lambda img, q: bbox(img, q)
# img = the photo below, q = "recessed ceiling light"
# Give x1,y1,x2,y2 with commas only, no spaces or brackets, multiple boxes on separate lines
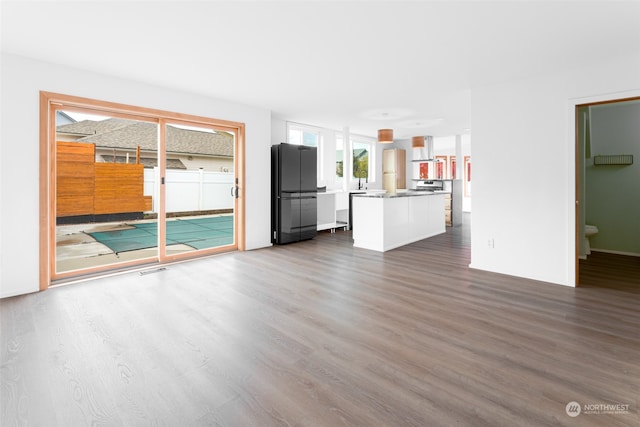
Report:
360,108,414,121
397,118,444,128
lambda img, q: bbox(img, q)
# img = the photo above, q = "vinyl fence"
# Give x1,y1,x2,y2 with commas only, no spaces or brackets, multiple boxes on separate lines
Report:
144,168,234,213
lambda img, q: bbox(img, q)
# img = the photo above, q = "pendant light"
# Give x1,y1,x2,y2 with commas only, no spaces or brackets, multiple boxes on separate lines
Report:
412,136,425,148
378,129,393,144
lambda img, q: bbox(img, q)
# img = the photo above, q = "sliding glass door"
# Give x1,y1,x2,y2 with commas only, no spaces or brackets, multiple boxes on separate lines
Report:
55,110,160,274
161,121,237,260
44,92,244,285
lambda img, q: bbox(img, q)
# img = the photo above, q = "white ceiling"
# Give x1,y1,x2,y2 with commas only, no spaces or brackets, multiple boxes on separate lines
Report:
2,1,639,138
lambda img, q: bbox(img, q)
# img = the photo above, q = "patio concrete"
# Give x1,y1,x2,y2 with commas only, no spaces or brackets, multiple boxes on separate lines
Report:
55,216,226,273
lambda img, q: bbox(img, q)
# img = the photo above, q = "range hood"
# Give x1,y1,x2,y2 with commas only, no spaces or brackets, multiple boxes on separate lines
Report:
412,136,435,160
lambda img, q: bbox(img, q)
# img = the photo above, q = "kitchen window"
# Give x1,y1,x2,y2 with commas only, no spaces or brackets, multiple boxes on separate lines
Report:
351,136,375,184
336,135,344,181
288,122,375,187
288,127,320,147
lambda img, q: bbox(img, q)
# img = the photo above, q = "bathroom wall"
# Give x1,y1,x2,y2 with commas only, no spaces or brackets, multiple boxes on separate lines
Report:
586,101,640,256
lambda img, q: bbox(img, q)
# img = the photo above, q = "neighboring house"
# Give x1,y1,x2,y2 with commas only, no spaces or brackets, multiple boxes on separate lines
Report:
56,118,234,172
55,110,76,125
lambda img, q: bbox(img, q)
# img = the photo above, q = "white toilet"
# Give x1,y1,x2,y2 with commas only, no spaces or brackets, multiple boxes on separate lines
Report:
584,224,599,256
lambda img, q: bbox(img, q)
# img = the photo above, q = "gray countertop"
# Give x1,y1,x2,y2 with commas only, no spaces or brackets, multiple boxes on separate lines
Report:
352,190,448,198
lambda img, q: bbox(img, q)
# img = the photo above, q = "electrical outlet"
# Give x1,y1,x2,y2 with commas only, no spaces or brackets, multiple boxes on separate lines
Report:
487,238,495,248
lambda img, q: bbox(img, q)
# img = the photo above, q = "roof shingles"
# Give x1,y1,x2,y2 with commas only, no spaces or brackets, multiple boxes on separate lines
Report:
57,119,233,157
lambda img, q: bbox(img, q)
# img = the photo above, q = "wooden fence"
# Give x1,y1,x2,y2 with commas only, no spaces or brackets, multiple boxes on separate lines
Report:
56,141,146,218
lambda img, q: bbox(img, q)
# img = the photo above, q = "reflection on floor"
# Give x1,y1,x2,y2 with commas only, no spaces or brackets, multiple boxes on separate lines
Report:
56,214,233,273
579,251,640,291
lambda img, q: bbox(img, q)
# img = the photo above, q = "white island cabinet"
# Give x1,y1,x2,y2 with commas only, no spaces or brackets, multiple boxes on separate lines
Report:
352,192,446,252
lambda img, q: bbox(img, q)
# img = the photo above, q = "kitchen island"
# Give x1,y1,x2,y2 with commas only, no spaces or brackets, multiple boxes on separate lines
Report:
351,191,446,252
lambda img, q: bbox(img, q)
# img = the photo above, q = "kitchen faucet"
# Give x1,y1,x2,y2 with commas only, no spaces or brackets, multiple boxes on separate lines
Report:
357,171,367,190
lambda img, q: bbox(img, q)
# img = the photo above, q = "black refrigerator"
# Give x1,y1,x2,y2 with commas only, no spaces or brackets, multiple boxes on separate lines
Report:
271,143,317,244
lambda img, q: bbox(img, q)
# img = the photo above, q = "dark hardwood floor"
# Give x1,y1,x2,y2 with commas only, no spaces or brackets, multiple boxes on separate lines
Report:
1,217,638,426
580,250,640,290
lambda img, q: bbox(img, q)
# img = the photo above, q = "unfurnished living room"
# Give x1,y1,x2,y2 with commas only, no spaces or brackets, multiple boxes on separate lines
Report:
1,1,639,426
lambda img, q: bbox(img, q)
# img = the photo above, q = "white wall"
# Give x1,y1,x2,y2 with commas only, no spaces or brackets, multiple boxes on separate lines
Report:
470,52,640,286
0,53,272,298
271,116,287,146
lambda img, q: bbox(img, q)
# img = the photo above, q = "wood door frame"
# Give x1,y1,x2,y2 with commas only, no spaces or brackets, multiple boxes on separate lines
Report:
39,91,246,290
573,94,640,287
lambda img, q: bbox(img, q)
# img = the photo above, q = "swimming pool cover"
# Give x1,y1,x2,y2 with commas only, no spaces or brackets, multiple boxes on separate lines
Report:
88,216,234,253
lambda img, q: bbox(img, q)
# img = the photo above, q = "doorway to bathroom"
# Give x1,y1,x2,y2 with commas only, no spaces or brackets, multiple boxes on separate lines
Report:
575,96,640,289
